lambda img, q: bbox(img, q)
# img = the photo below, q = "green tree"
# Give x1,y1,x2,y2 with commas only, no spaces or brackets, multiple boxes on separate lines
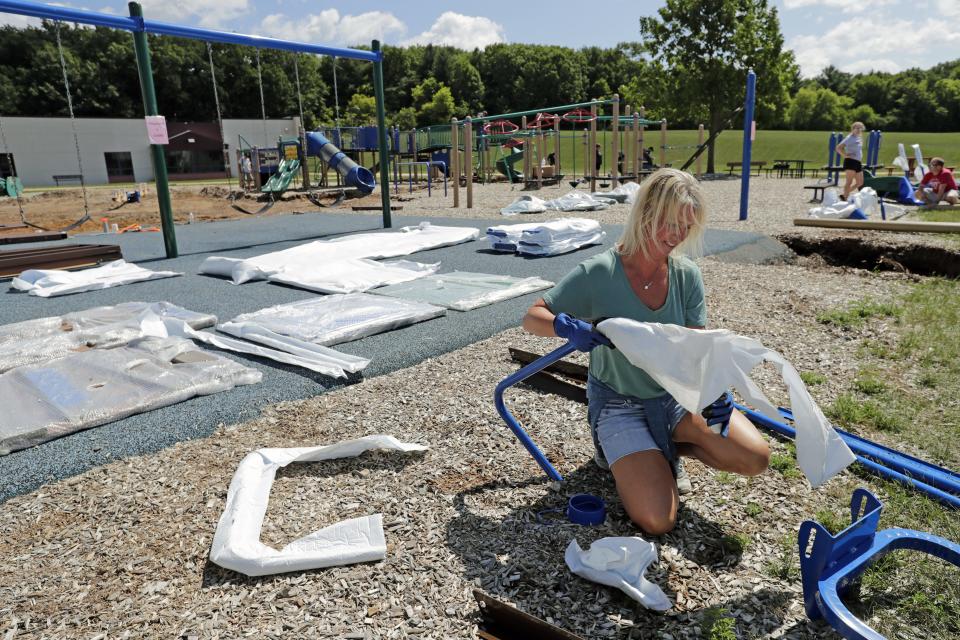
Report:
392,107,417,130
343,93,376,126
639,0,797,172
785,86,851,129
411,78,456,126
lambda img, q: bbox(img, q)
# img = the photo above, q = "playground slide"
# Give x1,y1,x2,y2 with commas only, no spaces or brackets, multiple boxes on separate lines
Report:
495,148,524,183
261,158,301,194
306,132,376,194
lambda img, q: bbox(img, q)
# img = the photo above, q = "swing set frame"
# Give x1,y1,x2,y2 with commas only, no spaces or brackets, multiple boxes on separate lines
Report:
0,0,394,259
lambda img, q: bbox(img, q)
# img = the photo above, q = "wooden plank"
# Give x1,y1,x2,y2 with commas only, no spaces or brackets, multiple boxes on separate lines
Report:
474,591,586,640
793,218,960,233
0,231,68,245
351,206,403,211
0,244,122,278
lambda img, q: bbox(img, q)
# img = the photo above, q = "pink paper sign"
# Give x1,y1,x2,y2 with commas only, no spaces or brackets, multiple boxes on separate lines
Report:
751,120,756,141
145,115,169,145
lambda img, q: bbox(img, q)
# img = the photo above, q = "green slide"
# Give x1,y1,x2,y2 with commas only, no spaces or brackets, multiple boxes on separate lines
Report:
495,148,524,183
261,158,301,194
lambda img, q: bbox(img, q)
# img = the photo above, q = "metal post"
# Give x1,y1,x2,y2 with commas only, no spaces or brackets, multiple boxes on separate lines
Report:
451,118,459,207
739,69,756,221
589,104,597,192
611,93,619,184
371,40,391,228
696,124,705,178
465,117,473,208
129,1,176,258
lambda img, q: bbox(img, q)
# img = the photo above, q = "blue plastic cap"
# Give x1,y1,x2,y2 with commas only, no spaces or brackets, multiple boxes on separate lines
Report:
567,493,606,526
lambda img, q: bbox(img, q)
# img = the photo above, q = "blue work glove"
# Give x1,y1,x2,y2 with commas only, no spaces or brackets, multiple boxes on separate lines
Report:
553,312,611,352
701,391,734,437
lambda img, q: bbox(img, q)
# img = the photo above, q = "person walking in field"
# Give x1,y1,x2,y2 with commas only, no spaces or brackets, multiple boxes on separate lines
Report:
836,122,865,200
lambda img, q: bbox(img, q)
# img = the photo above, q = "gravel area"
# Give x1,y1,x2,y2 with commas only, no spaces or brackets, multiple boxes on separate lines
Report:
385,177,959,250
0,251,926,639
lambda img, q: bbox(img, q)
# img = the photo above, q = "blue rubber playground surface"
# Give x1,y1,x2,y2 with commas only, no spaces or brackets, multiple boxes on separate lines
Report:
0,212,787,501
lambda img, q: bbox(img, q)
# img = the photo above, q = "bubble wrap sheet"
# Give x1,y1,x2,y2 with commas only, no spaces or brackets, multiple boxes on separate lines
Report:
0,336,261,454
371,272,553,311
0,302,217,374
219,293,445,347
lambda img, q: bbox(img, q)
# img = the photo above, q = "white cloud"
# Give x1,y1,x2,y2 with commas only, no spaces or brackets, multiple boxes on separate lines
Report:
402,12,506,49
783,0,895,13
789,16,960,77
935,0,960,18
259,10,406,47
138,0,249,28
0,12,41,27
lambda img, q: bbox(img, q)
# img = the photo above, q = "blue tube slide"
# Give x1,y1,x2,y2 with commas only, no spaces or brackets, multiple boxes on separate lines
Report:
306,131,376,194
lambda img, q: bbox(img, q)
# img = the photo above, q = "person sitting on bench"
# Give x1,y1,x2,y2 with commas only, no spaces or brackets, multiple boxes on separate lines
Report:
914,157,959,206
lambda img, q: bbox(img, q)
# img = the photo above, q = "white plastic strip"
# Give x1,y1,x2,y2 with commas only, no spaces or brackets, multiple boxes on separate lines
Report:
199,222,479,284
11,260,182,297
597,319,856,488
157,317,369,378
209,435,428,577
267,259,440,294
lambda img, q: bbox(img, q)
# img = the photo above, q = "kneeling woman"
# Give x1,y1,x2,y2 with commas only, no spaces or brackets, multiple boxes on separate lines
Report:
522,168,770,535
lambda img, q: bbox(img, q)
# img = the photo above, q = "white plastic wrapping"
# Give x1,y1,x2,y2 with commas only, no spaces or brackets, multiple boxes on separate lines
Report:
11,260,182,297
157,317,369,378
0,336,261,454
0,302,216,374
209,435,428,577
912,144,927,183
808,187,879,219
545,191,612,212
596,319,856,488
486,218,605,255
372,272,553,311
199,222,479,284
499,195,548,216
267,259,440,294
219,293,446,347
565,537,671,611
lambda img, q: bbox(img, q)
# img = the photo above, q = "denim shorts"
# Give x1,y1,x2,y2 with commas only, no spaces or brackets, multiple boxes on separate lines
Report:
589,393,688,467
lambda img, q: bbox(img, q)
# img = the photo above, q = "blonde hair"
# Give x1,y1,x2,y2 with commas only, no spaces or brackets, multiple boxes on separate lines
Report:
618,168,706,259
851,122,865,132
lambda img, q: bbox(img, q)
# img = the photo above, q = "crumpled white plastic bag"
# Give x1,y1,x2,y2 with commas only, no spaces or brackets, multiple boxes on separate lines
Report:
808,187,878,220
499,195,548,216
209,435,428,577
565,537,671,611
597,319,856,488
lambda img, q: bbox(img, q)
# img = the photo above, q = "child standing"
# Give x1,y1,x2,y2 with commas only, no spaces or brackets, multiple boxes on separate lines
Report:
836,122,865,200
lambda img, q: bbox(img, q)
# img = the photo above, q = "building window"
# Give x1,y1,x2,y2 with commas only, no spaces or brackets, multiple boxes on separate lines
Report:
104,151,134,184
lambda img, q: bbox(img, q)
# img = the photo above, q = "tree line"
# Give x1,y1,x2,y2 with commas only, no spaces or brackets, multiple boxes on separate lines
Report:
1,7,957,137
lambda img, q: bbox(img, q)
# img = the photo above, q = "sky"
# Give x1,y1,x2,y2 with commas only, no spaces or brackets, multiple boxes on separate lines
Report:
3,0,959,78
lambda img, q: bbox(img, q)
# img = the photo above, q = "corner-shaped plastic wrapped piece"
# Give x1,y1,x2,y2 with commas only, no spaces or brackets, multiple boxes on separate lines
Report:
10,260,182,297
209,435,428,577
486,218,604,255
372,272,553,311
0,336,261,454
219,293,446,347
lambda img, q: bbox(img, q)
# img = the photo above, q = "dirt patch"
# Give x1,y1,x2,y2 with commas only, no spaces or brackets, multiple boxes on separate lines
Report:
778,232,960,278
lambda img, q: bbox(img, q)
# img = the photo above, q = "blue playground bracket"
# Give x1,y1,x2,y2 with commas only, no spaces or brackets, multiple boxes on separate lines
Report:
494,341,579,482
799,488,960,640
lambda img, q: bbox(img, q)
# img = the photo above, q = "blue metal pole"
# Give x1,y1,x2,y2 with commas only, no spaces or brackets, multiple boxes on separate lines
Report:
738,70,756,221
0,0,380,61
494,341,579,482
737,403,960,509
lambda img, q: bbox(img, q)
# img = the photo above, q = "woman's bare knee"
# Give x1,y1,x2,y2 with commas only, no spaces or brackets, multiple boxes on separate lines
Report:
626,506,677,535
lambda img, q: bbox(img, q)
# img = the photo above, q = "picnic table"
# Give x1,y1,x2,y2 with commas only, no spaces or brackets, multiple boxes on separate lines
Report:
726,161,766,176
772,159,807,178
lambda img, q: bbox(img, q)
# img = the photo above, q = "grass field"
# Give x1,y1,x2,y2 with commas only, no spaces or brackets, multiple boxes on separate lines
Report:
479,129,960,179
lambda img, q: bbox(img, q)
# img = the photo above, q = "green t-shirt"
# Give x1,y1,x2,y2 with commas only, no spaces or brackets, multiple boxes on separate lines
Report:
542,248,707,399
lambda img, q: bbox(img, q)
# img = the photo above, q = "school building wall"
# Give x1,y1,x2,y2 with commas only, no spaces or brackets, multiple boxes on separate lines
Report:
0,117,297,187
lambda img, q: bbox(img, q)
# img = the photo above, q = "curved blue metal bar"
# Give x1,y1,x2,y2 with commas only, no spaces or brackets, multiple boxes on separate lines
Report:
0,0,381,61
799,488,960,640
494,341,579,482
736,403,960,509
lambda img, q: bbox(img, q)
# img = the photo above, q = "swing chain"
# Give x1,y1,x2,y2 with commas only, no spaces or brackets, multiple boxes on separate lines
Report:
55,22,90,218
255,48,267,147
206,42,229,178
